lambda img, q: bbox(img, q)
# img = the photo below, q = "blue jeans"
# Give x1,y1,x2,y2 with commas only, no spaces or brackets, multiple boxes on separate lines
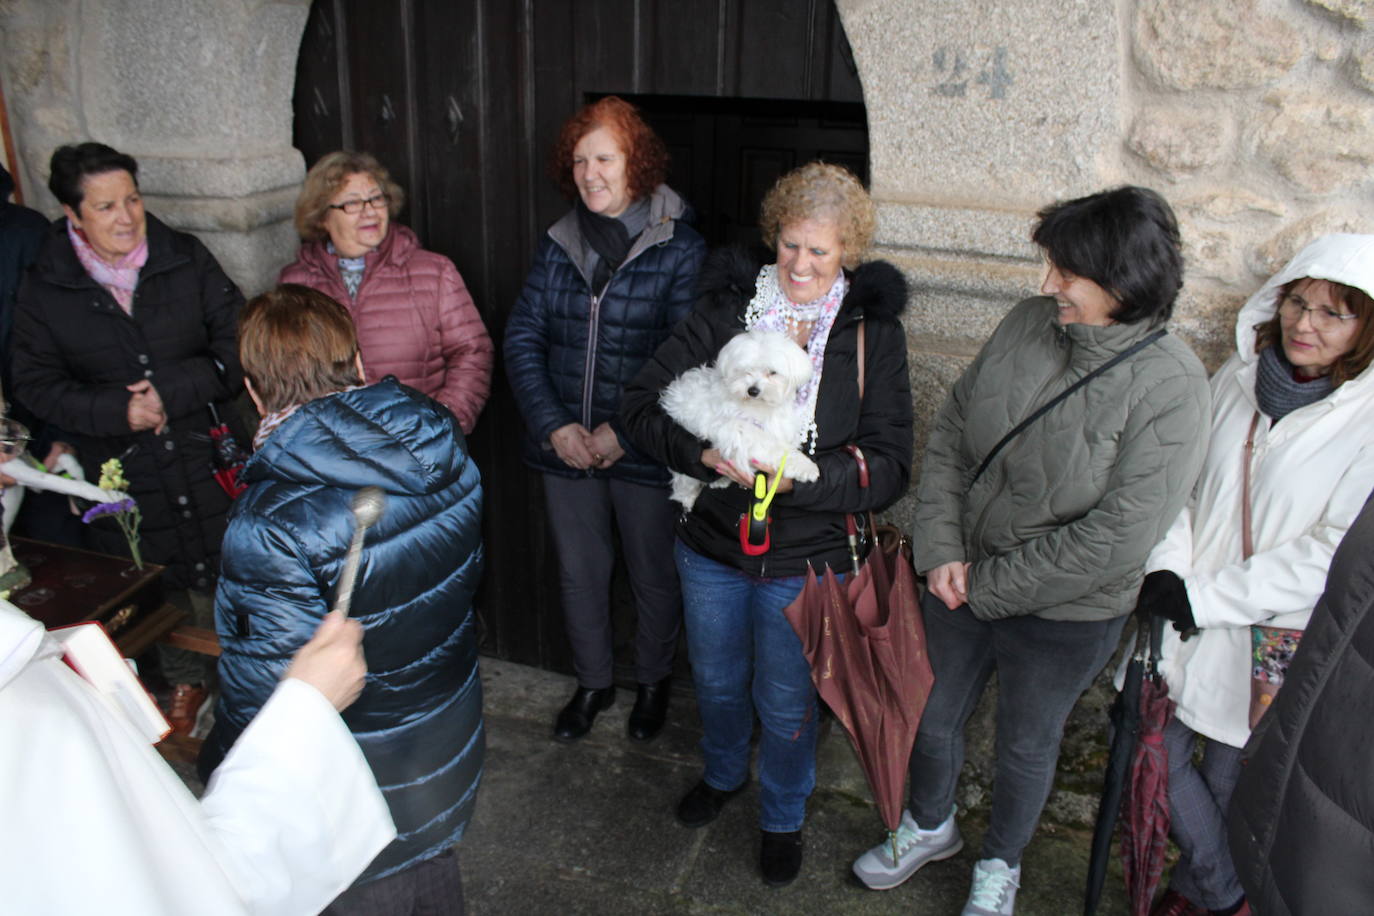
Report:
675,540,820,833
908,591,1127,864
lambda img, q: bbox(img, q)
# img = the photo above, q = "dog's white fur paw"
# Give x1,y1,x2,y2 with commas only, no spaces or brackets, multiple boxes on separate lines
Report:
785,452,820,482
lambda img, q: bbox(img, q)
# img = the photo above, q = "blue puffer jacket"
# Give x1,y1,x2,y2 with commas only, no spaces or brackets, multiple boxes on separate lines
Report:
504,184,706,485
199,378,485,885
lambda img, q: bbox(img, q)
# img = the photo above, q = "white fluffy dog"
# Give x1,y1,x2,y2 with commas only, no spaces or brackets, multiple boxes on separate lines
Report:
660,329,820,510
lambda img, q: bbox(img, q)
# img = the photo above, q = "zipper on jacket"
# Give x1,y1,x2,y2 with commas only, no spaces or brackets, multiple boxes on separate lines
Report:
966,334,1071,556
580,290,603,437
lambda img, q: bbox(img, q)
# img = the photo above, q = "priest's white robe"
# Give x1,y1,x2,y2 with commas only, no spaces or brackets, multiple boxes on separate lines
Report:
0,600,395,915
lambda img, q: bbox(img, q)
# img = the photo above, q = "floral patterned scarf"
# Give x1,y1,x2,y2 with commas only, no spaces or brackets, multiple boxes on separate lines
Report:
67,220,147,313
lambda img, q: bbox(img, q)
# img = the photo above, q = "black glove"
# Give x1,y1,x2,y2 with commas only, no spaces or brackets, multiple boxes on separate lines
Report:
1135,570,1197,635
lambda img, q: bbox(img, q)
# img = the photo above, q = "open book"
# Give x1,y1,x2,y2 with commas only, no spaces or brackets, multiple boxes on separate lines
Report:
52,622,171,743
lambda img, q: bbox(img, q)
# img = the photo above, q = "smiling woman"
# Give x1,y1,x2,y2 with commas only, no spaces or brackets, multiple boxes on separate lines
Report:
11,141,246,733
618,160,913,888
504,95,707,751
279,151,494,435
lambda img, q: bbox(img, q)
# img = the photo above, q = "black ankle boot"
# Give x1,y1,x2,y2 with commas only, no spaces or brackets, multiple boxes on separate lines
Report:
675,779,745,828
627,677,671,742
553,685,615,743
760,830,803,886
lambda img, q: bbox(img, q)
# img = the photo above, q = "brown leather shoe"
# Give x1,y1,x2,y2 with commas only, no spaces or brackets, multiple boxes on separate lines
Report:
166,683,208,736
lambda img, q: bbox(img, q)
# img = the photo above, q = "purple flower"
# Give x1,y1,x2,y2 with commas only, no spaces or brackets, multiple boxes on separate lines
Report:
82,499,137,524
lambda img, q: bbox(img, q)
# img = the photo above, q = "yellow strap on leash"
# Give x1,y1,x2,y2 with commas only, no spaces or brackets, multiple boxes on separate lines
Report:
749,452,789,521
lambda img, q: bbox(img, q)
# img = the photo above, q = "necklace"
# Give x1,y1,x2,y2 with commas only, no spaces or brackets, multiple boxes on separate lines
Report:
742,264,847,453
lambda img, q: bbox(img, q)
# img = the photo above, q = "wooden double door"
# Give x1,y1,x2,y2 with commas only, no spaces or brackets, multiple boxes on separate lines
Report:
292,0,868,678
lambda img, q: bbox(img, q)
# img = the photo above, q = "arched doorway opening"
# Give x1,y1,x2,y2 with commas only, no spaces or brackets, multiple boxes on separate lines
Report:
291,0,869,677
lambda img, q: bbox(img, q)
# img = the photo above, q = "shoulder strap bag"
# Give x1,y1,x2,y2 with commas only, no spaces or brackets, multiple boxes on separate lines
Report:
967,328,1167,490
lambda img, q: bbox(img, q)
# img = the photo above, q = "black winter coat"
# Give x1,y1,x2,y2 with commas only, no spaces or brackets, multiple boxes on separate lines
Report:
504,185,706,486
620,248,913,577
0,165,48,398
1227,488,1374,914
12,214,244,591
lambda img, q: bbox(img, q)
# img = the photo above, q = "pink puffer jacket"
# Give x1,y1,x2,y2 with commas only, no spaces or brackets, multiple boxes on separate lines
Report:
279,224,493,433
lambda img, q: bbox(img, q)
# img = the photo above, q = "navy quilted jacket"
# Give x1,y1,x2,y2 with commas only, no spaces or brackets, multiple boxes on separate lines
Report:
504,184,706,485
199,378,484,885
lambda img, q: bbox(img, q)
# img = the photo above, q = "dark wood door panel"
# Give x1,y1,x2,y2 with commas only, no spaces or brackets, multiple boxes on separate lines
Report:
292,0,867,675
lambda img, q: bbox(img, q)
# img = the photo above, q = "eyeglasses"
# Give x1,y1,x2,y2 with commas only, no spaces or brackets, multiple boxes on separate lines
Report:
1278,295,1359,332
327,193,388,215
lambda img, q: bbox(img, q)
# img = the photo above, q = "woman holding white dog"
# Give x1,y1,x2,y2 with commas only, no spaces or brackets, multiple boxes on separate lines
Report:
504,97,706,745
620,161,913,887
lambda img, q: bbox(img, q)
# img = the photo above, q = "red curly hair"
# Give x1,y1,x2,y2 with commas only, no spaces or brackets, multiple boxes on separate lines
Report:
550,96,669,202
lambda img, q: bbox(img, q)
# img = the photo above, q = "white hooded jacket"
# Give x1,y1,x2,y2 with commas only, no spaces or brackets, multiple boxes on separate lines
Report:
1147,233,1374,748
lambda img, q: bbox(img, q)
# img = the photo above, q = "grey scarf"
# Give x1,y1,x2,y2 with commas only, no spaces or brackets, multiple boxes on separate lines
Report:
1255,344,1333,421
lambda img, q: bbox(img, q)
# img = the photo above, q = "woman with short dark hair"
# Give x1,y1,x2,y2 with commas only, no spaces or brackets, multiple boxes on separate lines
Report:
850,186,1210,916
202,283,485,915
12,141,245,733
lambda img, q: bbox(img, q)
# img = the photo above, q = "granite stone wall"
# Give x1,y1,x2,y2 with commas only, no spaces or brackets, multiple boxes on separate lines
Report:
836,0,1374,826
840,0,1374,491
0,0,310,294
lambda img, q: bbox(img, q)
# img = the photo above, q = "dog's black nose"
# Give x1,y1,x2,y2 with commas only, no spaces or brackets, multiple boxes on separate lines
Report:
747,385,760,398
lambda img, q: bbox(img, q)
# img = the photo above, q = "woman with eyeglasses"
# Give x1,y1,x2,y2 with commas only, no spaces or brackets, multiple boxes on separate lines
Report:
1134,234,1374,916
280,152,493,434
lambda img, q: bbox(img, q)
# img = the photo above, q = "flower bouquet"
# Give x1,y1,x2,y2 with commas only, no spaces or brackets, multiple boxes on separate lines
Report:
82,458,143,570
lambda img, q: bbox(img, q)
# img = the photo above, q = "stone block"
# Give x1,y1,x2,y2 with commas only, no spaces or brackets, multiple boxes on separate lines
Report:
1173,288,1246,372
1306,0,1374,27
80,0,310,155
1135,0,1303,90
1126,106,1229,177
1349,35,1374,91
876,201,1037,261
839,0,1119,206
192,219,299,298
1177,189,1287,223
1250,209,1374,278
1254,90,1374,193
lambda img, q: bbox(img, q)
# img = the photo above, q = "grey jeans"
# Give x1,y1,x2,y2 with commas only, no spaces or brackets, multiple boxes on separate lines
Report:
907,591,1127,864
542,474,681,687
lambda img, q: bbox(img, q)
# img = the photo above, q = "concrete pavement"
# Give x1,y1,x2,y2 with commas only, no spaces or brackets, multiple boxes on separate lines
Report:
461,658,1132,915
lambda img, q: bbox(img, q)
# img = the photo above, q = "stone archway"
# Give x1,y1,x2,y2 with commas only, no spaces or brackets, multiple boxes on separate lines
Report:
0,0,312,295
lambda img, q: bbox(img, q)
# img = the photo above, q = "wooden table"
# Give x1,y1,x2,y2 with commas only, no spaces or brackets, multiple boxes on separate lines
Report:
9,537,183,656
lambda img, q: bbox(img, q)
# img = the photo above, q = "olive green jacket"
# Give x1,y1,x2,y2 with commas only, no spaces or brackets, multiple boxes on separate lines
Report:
913,296,1210,621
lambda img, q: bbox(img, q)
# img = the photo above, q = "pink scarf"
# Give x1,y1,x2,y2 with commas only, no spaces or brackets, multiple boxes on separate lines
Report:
67,220,147,314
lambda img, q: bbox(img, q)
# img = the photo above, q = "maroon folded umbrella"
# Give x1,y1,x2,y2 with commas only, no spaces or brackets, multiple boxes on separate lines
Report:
784,538,934,850
1120,616,1175,916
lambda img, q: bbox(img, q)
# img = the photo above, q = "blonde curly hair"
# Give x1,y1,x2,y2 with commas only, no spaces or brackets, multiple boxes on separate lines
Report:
758,161,875,269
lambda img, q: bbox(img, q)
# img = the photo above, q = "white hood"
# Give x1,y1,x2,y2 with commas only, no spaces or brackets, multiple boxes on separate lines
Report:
1234,233,1374,365
0,599,55,693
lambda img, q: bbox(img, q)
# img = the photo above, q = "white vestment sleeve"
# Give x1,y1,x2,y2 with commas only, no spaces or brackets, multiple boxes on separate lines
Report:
200,677,396,916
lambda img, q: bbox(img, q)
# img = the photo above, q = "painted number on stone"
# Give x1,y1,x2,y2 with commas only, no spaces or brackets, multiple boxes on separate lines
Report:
931,46,1012,100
